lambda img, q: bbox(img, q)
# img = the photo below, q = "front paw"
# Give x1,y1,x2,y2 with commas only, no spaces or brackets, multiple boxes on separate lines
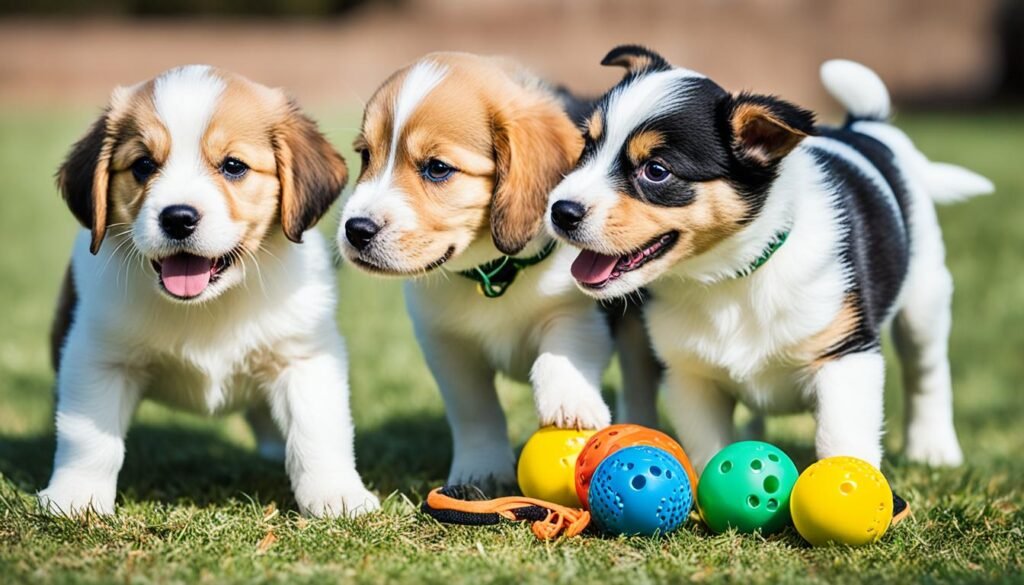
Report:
535,390,611,430
293,475,380,518
38,477,116,517
448,452,518,497
905,423,964,467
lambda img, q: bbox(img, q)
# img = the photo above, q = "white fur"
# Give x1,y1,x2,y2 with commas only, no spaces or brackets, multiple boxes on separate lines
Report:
820,59,891,121
40,70,377,518
133,67,245,265
406,240,615,488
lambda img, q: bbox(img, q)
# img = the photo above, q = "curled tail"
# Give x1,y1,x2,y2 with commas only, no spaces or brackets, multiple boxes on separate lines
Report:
821,59,994,203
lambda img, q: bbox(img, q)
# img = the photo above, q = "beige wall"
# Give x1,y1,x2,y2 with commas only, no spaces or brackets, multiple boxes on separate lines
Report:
0,0,1000,114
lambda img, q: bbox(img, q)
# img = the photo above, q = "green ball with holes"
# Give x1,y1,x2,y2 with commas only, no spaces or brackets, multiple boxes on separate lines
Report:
697,441,799,534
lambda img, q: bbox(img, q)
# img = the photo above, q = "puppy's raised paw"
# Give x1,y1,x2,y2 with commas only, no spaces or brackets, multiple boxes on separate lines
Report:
293,477,380,518
536,391,612,431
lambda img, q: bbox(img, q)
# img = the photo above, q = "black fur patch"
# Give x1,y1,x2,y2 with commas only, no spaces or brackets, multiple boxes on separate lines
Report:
578,71,815,224
601,45,672,77
808,136,911,359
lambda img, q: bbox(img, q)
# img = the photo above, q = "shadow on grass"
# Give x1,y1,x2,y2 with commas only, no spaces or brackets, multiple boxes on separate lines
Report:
0,410,456,509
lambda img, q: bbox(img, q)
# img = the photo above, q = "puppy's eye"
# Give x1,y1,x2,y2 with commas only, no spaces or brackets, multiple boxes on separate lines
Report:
639,160,671,184
422,159,456,183
359,149,370,169
220,157,249,180
131,156,158,183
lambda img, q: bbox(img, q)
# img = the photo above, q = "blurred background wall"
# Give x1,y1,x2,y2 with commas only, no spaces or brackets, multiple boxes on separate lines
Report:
0,0,1020,115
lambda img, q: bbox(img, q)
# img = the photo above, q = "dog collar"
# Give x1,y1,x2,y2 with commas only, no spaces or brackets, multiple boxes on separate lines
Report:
457,240,557,298
735,230,789,278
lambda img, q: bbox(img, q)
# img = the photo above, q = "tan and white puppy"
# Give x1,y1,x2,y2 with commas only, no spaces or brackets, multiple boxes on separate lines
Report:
42,65,378,517
338,53,658,489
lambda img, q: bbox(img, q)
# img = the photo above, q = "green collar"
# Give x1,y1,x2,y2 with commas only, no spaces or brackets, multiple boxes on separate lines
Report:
735,230,789,278
457,240,557,298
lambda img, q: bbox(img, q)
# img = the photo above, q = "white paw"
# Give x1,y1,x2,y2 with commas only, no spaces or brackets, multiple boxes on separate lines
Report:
905,423,964,466
448,450,517,495
293,476,380,518
38,476,116,517
535,389,612,430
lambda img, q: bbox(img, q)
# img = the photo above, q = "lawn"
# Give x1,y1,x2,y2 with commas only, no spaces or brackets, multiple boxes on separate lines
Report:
0,108,1022,584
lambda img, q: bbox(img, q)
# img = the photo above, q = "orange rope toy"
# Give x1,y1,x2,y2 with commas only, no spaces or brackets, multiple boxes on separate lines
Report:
422,486,591,540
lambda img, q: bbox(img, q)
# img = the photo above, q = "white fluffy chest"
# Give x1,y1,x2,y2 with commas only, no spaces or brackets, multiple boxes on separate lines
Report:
71,230,335,415
407,247,590,379
647,243,847,412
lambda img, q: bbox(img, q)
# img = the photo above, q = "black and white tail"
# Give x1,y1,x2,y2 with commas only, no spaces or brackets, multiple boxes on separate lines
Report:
820,59,994,204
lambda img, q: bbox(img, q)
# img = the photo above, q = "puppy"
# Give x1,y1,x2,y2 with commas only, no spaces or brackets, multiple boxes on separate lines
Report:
547,46,993,472
42,65,378,517
338,52,661,489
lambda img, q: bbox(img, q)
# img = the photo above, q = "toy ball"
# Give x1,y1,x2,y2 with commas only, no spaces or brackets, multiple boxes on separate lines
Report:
697,441,799,534
575,424,698,508
517,426,595,507
790,456,893,546
588,445,693,536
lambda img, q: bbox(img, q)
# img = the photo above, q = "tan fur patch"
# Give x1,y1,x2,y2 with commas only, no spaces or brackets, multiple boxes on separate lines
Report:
203,75,287,250
731,101,807,164
626,130,665,164
587,110,603,142
598,179,749,260
605,53,653,74
796,294,864,369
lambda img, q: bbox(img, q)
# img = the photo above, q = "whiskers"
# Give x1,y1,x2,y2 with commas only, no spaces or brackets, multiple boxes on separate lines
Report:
97,226,145,296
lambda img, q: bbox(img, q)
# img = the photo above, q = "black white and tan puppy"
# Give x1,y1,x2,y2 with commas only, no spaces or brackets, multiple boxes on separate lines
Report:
546,46,993,472
42,65,378,517
338,52,662,489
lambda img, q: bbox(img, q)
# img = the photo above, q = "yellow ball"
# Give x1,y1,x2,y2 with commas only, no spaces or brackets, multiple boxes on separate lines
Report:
790,456,893,546
517,426,595,507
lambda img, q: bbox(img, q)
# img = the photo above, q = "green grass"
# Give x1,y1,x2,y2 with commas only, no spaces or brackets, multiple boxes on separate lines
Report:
1,108,1022,584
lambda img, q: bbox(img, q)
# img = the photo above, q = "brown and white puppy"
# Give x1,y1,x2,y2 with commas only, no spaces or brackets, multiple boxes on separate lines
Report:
41,65,378,517
338,53,661,489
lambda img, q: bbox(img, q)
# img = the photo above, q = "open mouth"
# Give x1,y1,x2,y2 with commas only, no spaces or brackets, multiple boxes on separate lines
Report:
151,252,233,300
570,232,678,289
354,246,455,276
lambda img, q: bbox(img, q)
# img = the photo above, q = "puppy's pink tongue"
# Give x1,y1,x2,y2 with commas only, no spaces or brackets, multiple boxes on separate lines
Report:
571,250,619,285
160,253,213,298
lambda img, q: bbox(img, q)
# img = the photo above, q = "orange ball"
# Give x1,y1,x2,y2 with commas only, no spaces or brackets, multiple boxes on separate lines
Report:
574,424,698,508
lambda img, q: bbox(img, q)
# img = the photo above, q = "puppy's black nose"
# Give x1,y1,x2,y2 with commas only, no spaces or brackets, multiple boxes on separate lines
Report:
159,205,200,240
345,217,381,251
550,200,587,232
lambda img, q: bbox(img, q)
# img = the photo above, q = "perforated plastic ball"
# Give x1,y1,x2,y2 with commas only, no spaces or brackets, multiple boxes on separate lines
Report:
697,441,799,534
575,424,698,509
517,426,595,507
790,456,893,546
588,445,693,536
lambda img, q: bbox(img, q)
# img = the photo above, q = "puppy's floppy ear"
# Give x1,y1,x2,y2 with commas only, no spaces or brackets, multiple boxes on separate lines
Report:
728,93,816,165
601,45,672,77
273,101,348,243
57,109,115,254
491,96,584,255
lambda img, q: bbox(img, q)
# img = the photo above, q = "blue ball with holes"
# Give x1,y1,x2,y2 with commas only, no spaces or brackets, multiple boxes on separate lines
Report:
587,445,693,536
